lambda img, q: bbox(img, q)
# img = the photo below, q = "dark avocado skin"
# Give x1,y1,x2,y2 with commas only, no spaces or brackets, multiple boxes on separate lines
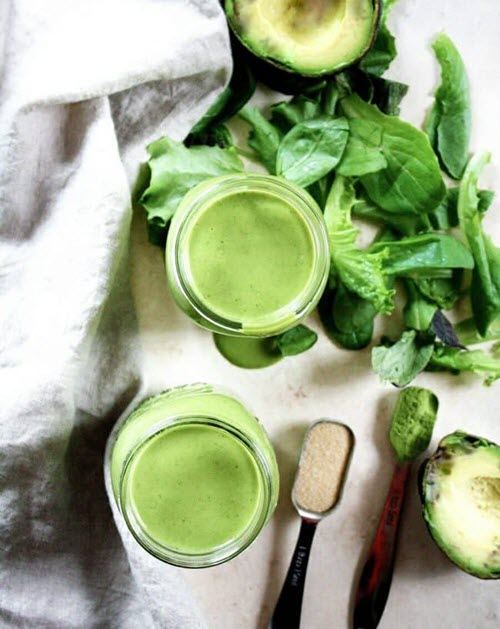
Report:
417,457,428,505
223,0,382,93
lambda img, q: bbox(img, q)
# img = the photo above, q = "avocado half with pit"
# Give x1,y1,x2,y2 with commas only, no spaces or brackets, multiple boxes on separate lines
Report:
420,431,500,579
224,0,381,78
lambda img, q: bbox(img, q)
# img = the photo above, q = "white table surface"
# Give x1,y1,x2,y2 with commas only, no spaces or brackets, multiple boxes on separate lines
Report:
130,1,500,627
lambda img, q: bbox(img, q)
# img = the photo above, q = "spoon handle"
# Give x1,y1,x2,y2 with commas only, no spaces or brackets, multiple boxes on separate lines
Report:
353,462,411,629
269,518,318,629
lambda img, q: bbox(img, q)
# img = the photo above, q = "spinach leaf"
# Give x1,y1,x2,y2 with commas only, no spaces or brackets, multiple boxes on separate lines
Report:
336,68,375,102
270,82,340,135
340,94,445,215
273,324,318,356
478,190,496,214
428,345,500,385
141,137,244,245
337,119,388,176
371,233,474,277
269,96,323,133
458,153,500,336
403,280,437,331
185,124,233,149
425,34,471,180
372,330,434,386
359,26,396,78
319,284,376,350
430,187,494,230
238,106,282,174
359,0,398,77
187,58,255,144
324,175,394,313
307,172,335,209
414,276,462,310
352,195,427,236
276,117,349,188
318,82,340,116
455,317,500,345
370,77,409,116
337,67,408,116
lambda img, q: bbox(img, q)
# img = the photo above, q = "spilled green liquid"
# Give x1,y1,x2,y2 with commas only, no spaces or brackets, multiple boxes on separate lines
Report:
186,190,315,322
214,334,282,369
128,424,262,553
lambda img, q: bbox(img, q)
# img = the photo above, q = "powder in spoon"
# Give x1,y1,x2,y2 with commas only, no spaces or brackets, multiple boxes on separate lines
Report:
292,421,354,515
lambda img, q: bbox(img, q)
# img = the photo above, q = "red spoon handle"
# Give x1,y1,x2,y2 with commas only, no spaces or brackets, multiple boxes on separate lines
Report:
353,462,411,629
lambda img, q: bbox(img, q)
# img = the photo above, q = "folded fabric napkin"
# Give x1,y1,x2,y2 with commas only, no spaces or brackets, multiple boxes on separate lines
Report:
0,1,231,626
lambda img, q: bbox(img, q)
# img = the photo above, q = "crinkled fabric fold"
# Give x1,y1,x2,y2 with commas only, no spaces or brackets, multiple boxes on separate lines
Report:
0,1,231,627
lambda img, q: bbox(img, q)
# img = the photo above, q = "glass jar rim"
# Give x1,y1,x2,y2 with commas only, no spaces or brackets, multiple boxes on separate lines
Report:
119,414,275,568
168,174,330,336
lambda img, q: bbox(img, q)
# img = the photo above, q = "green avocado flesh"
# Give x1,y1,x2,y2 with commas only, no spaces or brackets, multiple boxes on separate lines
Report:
225,0,378,77
389,387,438,462
421,432,500,579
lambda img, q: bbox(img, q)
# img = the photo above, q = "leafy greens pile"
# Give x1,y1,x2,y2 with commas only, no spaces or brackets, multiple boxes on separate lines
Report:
140,3,500,386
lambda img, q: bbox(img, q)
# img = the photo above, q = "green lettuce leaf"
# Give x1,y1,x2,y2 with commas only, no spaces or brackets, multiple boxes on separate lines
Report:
428,345,500,386
140,137,243,245
324,175,394,314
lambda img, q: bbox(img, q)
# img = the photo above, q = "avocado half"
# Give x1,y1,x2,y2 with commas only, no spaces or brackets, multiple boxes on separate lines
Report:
224,0,381,79
420,431,500,579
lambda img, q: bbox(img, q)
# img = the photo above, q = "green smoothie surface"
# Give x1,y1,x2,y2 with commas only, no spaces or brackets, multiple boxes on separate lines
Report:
109,385,279,562
128,423,263,553
185,190,316,322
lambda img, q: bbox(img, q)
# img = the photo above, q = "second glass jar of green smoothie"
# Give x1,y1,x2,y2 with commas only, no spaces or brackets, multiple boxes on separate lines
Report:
107,384,279,568
165,174,330,337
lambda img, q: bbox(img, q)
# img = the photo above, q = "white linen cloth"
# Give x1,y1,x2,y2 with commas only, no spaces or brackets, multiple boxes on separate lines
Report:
0,1,231,626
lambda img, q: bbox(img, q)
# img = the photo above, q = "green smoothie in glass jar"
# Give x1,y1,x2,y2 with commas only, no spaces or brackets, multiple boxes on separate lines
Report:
108,384,279,567
166,174,329,337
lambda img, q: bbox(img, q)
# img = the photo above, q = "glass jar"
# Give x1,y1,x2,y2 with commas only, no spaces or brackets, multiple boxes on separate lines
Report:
165,174,330,337
107,384,279,568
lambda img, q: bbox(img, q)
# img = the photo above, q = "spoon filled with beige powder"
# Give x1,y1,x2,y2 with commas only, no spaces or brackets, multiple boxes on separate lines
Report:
269,420,354,629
